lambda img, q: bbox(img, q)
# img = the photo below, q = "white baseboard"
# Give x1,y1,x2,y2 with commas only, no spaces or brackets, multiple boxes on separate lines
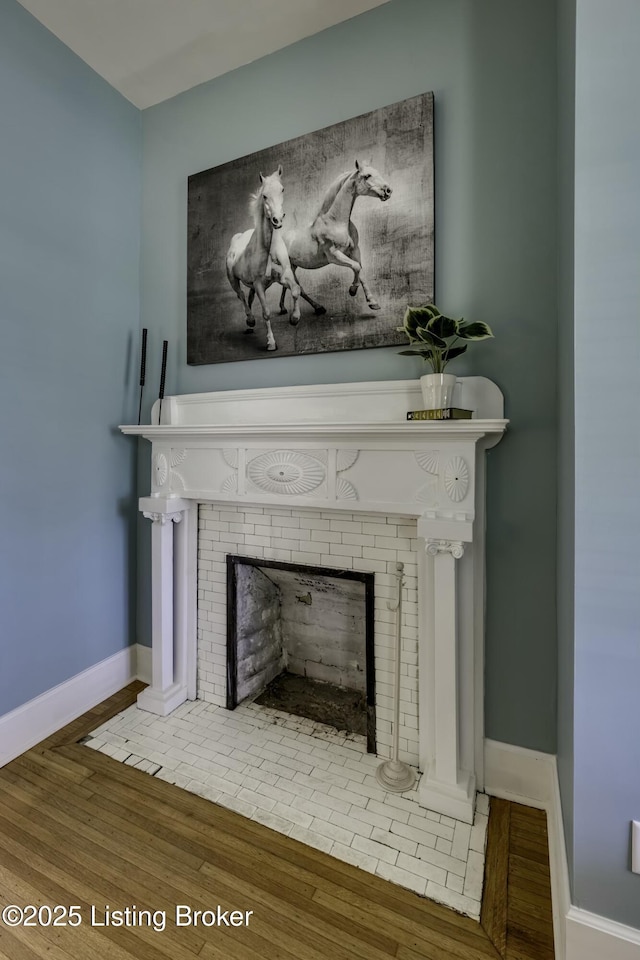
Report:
566,908,640,960
484,738,556,807
485,739,640,960
0,647,137,767
136,643,152,684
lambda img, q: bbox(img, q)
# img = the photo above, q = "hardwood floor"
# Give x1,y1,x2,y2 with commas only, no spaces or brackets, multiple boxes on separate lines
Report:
480,798,555,960
0,685,554,960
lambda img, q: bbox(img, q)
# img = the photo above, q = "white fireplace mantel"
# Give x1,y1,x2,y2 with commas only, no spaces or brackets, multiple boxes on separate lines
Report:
121,377,507,823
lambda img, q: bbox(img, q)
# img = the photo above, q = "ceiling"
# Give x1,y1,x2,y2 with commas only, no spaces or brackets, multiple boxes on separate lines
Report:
17,0,391,109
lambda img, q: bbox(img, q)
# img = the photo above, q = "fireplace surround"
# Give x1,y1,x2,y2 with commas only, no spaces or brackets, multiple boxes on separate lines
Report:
121,377,507,823
198,502,420,765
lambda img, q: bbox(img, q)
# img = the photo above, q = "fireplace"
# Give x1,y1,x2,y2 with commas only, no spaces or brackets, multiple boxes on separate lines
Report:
196,502,420,765
123,377,507,823
226,554,376,749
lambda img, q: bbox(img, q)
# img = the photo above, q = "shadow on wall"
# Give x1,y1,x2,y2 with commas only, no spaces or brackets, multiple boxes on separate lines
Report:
469,0,558,752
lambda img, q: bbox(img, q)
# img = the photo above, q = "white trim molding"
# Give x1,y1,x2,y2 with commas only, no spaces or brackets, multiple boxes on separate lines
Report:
484,738,556,806
485,739,640,960
136,643,152,684
0,647,138,767
566,908,640,960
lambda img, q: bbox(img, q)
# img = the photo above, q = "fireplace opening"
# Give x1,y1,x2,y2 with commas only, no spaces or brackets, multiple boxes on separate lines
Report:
254,673,366,737
226,555,376,751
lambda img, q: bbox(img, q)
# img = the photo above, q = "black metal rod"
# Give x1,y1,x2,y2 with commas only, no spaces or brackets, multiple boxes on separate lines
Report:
158,339,168,426
137,327,148,425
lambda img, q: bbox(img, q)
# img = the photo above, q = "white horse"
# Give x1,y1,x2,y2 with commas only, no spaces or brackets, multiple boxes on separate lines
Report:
272,159,392,316
226,166,300,351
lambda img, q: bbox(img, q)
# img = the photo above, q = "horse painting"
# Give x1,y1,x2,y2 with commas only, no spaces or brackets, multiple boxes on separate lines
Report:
187,91,434,365
272,159,392,316
225,166,300,351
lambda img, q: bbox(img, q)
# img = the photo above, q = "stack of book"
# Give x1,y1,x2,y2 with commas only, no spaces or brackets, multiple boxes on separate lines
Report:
406,408,473,421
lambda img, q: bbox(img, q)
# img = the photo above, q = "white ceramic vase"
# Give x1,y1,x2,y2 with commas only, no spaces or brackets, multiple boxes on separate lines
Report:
420,373,458,410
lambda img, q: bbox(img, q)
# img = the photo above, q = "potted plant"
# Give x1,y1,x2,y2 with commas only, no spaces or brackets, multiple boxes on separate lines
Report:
398,304,494,410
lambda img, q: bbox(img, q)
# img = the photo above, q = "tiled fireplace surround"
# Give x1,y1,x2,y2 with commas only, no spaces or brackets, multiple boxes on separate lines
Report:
197,503,420,763
117,378,506,912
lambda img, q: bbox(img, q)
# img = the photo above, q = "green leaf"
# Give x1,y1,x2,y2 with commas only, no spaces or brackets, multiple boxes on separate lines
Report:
442,345,468,362
403,304,440,337
402,307,421,338
416,326,446,349
397,349,431,357
457,321,494,341
427,313,458,339
414,304,441,321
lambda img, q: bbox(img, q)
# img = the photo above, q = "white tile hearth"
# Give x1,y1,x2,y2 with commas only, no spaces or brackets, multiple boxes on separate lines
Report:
84,698,489,918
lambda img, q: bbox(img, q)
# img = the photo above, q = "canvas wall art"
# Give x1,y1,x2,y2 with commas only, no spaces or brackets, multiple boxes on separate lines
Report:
187,92,434,365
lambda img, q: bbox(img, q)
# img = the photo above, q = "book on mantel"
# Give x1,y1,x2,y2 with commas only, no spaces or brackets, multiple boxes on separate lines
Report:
406,408,473,421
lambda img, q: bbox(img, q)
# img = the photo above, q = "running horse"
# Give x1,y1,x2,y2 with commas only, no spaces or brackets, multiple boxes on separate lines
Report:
226,165,300,351
273,159,392,316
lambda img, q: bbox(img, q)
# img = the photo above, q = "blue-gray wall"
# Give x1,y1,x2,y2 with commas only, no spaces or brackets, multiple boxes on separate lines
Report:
557,0,576,890
571,0,640,927
139,0,559,753
0,1,141,714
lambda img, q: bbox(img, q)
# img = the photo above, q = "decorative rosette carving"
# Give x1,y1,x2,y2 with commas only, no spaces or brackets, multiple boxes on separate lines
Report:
335,449,359,500
170,449,187,467
444,456,469,502
220,449,239,494
415,451,439,475
153,453,168,488
171,471,185,493
336,478,358,500
222,449,239,468
336,450,359,472
414,450,439,505
247,450,325,496
415,480,438,505
169,449,187,492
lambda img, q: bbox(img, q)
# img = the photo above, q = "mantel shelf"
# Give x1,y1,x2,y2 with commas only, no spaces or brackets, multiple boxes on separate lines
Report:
120,419,508,443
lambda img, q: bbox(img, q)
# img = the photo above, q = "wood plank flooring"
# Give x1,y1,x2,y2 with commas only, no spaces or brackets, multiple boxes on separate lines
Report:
480,798,555,960
0,684,554,960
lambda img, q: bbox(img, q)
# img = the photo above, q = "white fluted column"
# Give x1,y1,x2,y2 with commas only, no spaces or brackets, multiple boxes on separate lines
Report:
174,501,198,700
137,496,190,716
418,536,476,823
